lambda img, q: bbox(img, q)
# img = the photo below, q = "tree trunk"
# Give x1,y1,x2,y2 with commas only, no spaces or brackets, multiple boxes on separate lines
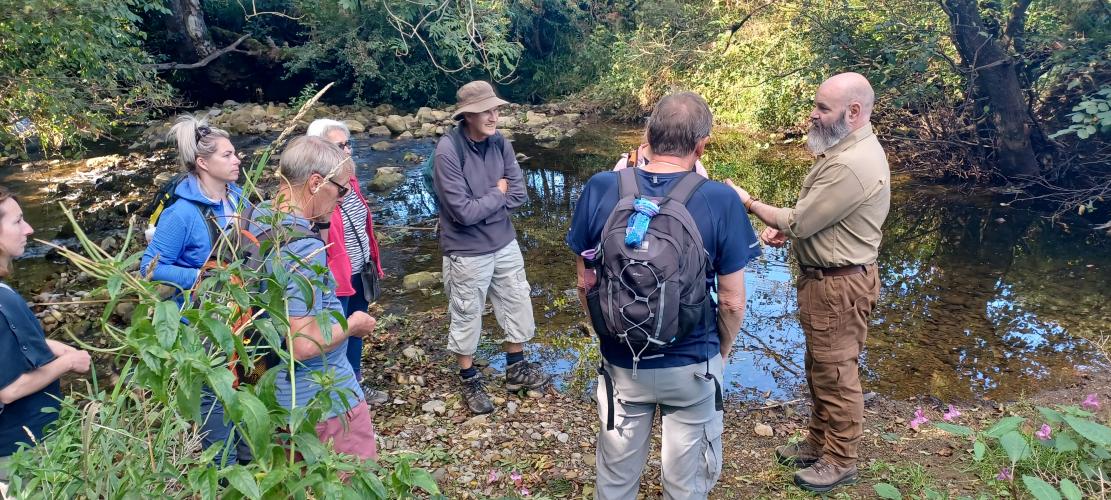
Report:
167,0,216,60
942,0,1040,178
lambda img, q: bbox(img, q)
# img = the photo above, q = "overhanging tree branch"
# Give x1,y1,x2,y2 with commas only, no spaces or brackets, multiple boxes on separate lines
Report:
146,34,251,71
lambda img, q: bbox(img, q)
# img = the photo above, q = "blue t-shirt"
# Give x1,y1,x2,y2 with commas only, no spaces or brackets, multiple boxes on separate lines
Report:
0,282,62,456
566,169,761,369
247,206,365,418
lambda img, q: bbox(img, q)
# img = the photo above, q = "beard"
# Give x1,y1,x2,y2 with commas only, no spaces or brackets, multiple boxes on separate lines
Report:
806,111,852,155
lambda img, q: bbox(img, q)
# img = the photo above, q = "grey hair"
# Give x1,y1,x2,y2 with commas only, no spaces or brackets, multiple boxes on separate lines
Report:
645,92,713,157
306,119,350,139
166,114,230,172
279,135,352,185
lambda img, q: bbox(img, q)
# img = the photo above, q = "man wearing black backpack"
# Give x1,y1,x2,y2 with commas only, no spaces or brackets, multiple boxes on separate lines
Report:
433,81,549,415
567,92,761,499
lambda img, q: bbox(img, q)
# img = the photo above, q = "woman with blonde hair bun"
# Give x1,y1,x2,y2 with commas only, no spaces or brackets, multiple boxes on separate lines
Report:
139,114,249,466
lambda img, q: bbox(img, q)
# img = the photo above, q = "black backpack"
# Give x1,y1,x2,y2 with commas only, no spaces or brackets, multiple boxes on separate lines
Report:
585,168,713,361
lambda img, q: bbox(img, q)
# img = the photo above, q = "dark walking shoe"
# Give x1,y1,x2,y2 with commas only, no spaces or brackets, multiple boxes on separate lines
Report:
365,388,389,407
775,441,822,468
461,373,495,415
793,458,858,493
505,361,551,392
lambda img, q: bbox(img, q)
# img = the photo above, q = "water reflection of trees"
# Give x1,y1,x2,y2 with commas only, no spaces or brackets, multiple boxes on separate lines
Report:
865,184,1106,400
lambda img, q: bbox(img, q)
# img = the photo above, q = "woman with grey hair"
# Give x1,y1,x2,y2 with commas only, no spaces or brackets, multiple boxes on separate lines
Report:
306,119,387,406
245,135,380,460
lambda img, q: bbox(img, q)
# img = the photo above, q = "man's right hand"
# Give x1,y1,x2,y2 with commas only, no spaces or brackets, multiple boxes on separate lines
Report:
66,350,92,374
496,178,509,194
348,311,378,338
760,226,788,248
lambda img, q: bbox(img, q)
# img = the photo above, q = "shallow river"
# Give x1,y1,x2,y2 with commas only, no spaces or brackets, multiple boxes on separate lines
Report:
4,124,1110,403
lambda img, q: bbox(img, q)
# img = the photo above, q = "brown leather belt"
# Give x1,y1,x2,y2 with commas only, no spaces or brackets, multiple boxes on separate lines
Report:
800,264,867,280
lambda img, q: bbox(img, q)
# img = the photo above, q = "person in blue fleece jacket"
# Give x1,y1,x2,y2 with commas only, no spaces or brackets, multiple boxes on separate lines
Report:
139,114,249,467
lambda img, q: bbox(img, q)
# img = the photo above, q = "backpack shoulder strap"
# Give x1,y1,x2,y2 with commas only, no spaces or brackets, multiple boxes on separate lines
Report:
450,126,467,169
617,166,640,199
665,171,707,206
187,199,222,249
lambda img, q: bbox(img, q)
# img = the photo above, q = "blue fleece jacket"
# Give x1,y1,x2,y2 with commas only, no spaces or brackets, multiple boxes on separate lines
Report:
140,175,243,301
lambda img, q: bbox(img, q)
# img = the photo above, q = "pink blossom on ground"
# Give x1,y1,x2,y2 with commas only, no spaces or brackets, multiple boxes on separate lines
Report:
909,407,929,430
996,467,1013,481
1035,424,1052,441
942,404,962,422
519,487,531,497
510,470,523,486
487,470,500,484
1083,393,1101,411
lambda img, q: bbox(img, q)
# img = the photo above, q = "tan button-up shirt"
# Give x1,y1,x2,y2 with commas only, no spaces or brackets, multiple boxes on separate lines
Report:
773,124,890,268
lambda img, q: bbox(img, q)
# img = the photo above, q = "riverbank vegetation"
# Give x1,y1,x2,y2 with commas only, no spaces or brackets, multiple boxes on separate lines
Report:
4,0,1108,215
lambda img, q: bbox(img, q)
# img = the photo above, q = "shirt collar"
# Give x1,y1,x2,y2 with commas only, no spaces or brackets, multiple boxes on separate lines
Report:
818,123,874,159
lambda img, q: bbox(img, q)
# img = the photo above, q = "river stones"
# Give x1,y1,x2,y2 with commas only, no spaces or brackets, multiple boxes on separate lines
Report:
343,119,365,133
402,271,441,290
369,166,404,191
385,115,407,134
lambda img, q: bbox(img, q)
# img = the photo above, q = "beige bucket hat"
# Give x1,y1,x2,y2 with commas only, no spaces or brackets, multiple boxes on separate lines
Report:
451,81,509,120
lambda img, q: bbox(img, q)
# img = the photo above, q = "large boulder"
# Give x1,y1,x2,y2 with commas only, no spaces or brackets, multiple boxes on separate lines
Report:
369,167,405,192
371,141,392,151
385,115,407,134
368,125,391,136
534,126,562,142
525,111,550,127
403,271,442,290
431,110,452,121
415,107,436,124
343,120,366,134
248,105,267,121
551,113,580,126
499,115,519,128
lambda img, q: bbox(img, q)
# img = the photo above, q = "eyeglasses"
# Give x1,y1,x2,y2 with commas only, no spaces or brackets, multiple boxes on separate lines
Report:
335,140,350,150
328,178,350,198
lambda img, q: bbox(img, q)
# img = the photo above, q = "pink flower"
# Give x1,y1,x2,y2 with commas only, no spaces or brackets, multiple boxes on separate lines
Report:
942,404,962,422
518,487,531,497
1083,393,1101,411
487,470,500,484
909,407,929,430
996,467,1013,481
1035,424,1052,441
510,470,523,486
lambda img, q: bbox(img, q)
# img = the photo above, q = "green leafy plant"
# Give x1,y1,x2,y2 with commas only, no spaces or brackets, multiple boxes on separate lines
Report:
935,395,1110,500
1051,85,1111,140
5,87,441,498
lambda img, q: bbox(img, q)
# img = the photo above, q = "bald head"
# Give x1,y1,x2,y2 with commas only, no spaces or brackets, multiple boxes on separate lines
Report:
816,72,875,122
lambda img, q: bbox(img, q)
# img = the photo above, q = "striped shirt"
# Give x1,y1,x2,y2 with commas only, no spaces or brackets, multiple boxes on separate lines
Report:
338,192,372,272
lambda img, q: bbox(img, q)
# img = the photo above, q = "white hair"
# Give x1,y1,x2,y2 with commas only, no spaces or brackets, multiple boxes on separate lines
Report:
306,118,350,139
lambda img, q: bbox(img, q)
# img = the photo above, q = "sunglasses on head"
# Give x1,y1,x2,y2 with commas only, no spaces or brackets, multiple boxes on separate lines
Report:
195,125,212,142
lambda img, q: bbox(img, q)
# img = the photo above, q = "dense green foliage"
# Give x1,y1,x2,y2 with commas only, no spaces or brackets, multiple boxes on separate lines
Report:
2,0,1107,192
0,0,173,156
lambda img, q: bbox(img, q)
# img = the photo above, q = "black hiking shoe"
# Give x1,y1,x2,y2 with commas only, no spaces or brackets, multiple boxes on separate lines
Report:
461,373,495,415
365,388,389,407
505,361,551,392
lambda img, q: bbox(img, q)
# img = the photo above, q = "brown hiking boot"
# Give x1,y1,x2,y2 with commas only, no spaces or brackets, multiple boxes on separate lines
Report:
460,373,495,415
775,441,822,468
793,457,858,493
505,361,550,392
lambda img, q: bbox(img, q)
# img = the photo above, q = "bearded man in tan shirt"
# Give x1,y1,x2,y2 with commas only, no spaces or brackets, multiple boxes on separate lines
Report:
728,72,891,493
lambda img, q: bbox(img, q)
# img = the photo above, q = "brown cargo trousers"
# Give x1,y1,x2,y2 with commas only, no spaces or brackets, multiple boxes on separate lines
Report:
797,264,880,467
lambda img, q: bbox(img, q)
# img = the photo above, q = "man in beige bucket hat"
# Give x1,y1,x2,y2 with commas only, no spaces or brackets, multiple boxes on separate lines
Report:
432,81,549,415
